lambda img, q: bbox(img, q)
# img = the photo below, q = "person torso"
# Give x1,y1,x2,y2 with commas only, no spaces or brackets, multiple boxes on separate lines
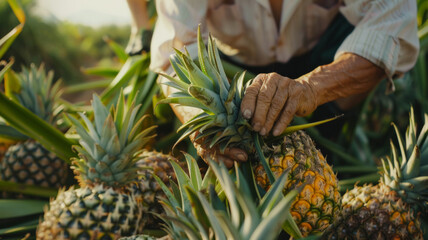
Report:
206,0,340,66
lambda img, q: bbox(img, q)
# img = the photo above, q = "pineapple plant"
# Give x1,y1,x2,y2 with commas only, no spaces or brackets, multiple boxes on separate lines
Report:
0,64,68,190
155,154,299,240
36,93,157,239
322,108,428,239
134,150,182,229
158,26,340,237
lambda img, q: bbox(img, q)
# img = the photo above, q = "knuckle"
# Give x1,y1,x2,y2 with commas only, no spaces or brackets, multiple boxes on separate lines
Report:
267,72,279,79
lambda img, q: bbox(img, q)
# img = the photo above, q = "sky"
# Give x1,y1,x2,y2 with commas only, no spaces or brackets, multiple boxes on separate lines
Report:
34,0,132,27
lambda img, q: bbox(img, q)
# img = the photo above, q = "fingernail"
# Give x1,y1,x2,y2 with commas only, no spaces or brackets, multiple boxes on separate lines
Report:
260,127,266,136
253,123,261,131
236,153,247,161
273,129,281,136
243,109,252,119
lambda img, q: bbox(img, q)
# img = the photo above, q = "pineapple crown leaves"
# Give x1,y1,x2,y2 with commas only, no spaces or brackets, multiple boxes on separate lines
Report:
6,63,63,125
155,153,300,240
381,107,428,212
158,26,341,155
68,93,157,188
157,25,252,153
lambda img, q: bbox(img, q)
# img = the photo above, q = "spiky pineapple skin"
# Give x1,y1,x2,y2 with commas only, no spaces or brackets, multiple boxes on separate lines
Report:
37,185,143,240
322,184,423,240
134,151,180,229
254,130,340,236
0,140,67,189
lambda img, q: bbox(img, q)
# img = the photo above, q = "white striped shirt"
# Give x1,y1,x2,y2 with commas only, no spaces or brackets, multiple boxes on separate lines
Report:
150,0,419,89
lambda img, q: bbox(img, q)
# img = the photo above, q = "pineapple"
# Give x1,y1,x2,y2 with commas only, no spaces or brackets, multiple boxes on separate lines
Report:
159,26,340,237
36,93,157,239
253,130,340,236
322,108,428,239
134,150,181,229
0,64,67,190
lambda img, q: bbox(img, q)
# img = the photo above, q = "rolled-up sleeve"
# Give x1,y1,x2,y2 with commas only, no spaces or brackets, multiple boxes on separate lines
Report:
336,0,419,91
150,0,210,72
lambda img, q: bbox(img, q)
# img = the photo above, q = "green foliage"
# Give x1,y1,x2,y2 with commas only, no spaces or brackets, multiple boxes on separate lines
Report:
157,155,301,240
0,0,131,84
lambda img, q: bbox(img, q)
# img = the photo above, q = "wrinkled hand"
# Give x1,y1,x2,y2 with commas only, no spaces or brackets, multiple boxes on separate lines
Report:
241,72,318,136
192,133,248,168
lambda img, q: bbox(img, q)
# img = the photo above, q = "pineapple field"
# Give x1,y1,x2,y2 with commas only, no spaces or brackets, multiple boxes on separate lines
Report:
1,0,428,239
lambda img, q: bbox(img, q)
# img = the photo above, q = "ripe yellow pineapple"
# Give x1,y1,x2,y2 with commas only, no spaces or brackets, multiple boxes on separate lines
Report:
322,108,427,239
159,26,340,237
254,130,340,236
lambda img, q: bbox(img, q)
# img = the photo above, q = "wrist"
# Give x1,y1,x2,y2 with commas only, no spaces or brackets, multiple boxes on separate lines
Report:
298,53,385,106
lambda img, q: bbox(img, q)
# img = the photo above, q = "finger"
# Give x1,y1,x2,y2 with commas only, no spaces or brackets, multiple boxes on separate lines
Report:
216,155,234,168
272,99,298,136
261,79,290,136
224,147,248,162
241,75,265,119
252,76,279,131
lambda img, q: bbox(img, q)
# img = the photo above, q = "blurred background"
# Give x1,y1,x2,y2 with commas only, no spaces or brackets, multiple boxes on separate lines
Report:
0,0,132,99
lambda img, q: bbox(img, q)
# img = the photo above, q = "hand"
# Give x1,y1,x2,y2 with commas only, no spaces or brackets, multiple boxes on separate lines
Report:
240,72,318,137
192,133,248,168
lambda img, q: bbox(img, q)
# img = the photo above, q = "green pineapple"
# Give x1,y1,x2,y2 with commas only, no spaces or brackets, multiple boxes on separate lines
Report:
37,93,156,239
159,26,340,236
0,64,67,191
322,108,428,239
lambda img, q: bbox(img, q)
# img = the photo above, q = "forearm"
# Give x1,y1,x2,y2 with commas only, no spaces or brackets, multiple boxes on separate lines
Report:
300,53,386,107
127,0,151,31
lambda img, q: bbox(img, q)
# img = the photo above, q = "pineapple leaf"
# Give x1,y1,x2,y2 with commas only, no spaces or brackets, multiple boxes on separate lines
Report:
175,49,214,90
254,134,276,184
207,35,229,90
153,175,181,210
184,186,210,234
209,160,241,228
184,153,203,190
170,160,193,212
197,26,223,96
196,191,228,240
170,54,191,84
0,92,76,163
188,85,224,114
258,170,290,218
177,113,212,133
158,72,190,92
0,59,14,84
392,123,407,166
403,146,421,178
252,190,299,240
0,0,25,59
157,96,210,112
